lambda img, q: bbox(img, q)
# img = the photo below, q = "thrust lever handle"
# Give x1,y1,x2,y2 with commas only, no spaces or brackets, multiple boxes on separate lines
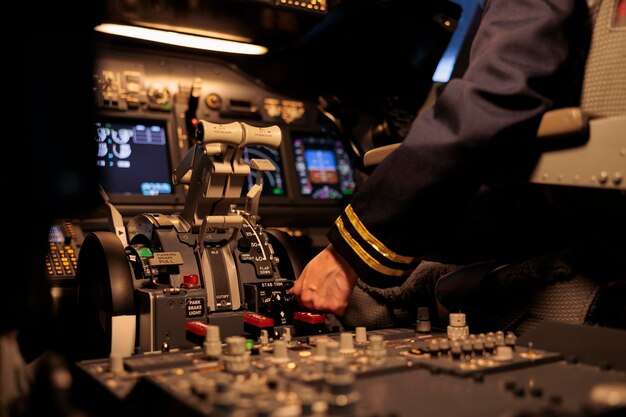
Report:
197,120,282,149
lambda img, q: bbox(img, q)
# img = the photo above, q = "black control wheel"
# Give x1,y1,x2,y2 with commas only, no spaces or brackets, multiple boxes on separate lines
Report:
76,232,135,359
264,228,306,280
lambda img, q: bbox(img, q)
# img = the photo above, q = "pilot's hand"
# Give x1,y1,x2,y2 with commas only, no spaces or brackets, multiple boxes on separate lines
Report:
289,244,358,316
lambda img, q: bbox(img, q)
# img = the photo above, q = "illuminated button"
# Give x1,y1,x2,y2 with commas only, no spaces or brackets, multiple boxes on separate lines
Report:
245,339,254,351
182,274,199,287
137,247,153,257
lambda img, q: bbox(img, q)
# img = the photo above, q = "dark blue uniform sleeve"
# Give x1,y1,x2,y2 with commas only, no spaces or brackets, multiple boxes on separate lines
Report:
327,0,591,287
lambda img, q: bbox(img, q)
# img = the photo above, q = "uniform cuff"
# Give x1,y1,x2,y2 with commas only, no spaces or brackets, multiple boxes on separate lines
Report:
327,205,419,288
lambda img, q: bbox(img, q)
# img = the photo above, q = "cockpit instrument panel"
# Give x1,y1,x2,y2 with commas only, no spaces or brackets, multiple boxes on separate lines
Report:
95,118,172,197
292,133,356,199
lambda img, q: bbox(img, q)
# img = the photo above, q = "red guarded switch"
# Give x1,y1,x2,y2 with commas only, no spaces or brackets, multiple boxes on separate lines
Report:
182,274,199,287
244,313,275,328
294,312,325,324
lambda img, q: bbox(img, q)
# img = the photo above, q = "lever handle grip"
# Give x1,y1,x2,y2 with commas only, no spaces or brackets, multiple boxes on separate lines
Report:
197,121,244,146
242,123,282,148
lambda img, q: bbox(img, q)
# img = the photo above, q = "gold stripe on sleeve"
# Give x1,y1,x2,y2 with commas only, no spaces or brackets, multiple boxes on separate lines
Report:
344,204,416,264
335,217,410,277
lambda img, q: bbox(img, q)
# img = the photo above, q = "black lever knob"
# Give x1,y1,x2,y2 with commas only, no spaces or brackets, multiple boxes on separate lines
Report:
237,237,252,253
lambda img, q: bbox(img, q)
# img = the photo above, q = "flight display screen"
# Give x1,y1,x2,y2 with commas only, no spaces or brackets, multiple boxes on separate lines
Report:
242,146,286,197
95,119,172,196
292,134,356,199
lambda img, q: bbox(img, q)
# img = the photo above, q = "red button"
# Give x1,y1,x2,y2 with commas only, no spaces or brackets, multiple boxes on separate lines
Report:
294,312,325,324
243,313,274,328
185,321,209,337
182,274,199,287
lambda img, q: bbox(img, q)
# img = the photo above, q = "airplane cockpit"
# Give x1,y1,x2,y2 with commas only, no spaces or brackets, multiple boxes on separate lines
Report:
14,1,626,416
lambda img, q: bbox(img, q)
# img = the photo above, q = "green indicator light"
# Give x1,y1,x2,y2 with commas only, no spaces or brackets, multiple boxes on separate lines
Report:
245,339,255,350
273,188,283,195
342,189,354,195
137,247,153,257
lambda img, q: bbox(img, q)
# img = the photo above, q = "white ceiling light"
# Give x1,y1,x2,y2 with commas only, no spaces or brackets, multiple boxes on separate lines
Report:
94,23,268,56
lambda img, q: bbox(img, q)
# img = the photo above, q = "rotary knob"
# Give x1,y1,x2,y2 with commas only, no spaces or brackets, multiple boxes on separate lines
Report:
147,85,171,105
447,313,469,340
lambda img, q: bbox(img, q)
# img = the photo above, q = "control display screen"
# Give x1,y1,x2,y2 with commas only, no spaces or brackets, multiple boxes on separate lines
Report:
48,225,64,243
95,119,172,196
293,134,356,199
242,146,286,197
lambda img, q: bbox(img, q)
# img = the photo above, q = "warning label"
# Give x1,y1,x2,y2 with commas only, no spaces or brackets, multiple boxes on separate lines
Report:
149,252,184,266
186,298,206,318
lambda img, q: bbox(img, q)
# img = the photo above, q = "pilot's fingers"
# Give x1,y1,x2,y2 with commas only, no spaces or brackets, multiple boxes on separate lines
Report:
298,285,317,311
290,274,304,295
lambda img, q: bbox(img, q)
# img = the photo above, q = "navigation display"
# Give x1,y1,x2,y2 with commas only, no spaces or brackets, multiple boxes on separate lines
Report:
95,119,172,196
292,133,356,199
